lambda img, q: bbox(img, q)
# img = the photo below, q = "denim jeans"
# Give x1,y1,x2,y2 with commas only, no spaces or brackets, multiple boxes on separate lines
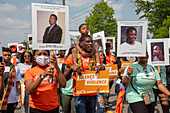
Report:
96,93,108,113
73,95,96,113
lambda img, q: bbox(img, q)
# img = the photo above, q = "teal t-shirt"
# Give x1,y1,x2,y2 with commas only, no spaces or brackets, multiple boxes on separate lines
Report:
123,62,161,103
60,65,73,95
153,66,167,89
61,75,73,95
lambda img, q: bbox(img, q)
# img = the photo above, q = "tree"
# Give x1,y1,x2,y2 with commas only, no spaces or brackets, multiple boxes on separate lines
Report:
134,0,170,38
85,0,117,37
154,16,170,38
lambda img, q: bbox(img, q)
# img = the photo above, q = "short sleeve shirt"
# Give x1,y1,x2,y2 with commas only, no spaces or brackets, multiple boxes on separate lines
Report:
123,62,161,103
65,54,97,96
4,66,21,103
153,66,167,89
24,66,59,111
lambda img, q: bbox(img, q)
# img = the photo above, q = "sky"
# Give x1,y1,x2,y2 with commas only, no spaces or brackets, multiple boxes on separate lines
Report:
0,0,147,47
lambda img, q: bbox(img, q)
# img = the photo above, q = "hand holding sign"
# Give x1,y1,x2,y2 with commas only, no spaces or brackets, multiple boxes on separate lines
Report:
0,62,4,76
127,67,134,75
95,65,105,74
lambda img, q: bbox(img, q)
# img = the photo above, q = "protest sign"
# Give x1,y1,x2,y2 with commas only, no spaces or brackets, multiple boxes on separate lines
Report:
105,37,115,52
93,31,106,53
147,39,169,66
32,3,69,50
76,70,109,95
105,64,118,80
120,61,134,77
117,21,147,57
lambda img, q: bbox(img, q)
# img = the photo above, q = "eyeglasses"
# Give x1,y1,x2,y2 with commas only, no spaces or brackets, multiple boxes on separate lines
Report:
24,55,30,57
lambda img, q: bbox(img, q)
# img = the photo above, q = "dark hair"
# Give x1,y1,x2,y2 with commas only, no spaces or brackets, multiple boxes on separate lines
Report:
33,50,50,56
10,45,15,49
2,47,12,54
126,27,137,36
79,23,88,32
50,14,57,21
99,51,106,64
106,43,111,48
66,47,75,58
79,35,92,43
20,51,33,63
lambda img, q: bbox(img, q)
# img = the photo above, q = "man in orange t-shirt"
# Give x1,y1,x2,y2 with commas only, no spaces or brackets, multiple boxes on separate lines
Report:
64,35,105,113
105,43,116,65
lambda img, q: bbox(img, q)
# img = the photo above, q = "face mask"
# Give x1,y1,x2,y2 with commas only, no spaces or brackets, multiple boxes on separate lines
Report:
35,55,49,66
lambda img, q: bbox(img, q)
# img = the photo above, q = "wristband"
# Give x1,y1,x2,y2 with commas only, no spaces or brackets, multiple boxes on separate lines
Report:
40,74,45,80
126,74,130,79
96,63,100,66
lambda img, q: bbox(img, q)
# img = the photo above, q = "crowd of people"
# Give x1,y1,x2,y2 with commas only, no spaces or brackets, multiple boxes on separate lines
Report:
0,23,170,113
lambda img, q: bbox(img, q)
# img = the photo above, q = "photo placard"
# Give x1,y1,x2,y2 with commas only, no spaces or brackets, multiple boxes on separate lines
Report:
117,21,147,57
32,3,69,50
147,39,169,66
93,31,106,54
105,37,115,52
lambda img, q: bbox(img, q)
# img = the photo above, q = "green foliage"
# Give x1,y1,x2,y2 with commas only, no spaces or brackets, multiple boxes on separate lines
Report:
85,0,117,53
154,16,170,38
85,0,117,37
134,0,170,38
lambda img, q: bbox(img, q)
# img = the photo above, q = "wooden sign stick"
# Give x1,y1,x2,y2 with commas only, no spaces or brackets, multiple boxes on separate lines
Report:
130,57,133,68
157,66,160,75
49,50,54,83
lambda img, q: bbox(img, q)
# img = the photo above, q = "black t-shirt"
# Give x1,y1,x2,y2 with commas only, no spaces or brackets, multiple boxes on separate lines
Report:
166,65,170,84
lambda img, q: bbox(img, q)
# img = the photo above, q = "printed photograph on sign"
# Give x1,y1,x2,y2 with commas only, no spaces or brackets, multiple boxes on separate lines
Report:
8,43,18,53
32,3,69,50
27,34,33,48
147,39,169,66
106,37,115,52
93,31,106,53
0,43,2,63
69,31,81,48
17,44,24,53
117,21,147,57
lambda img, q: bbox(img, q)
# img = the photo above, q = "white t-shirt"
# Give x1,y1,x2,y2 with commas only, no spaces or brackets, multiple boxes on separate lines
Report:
4,65,21,104
119,41,143,55
17,63,32,82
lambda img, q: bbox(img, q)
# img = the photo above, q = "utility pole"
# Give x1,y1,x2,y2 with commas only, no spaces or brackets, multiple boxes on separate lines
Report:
63,0,65,5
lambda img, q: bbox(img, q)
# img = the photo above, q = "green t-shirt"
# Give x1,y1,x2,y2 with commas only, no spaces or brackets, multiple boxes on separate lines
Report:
61,75,73,95
60,65,73,95
153,66,167,89
123,62,161,103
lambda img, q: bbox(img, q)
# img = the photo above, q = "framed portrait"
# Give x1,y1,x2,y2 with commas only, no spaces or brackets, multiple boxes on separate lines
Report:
93,31,106,54
117,21,147,57
32,3,69,50
105,37,115,52
27,34,32,48
8,43,18,53
69,31,81,48
17,44,24,53
147,39,169,66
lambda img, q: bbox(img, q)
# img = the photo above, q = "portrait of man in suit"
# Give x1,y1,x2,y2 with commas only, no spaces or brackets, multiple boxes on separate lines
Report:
43,14,62,43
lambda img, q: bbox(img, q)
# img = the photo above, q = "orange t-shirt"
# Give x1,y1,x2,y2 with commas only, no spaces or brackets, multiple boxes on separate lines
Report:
65,54,100,96
24,66,59,111
106,53,116,65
